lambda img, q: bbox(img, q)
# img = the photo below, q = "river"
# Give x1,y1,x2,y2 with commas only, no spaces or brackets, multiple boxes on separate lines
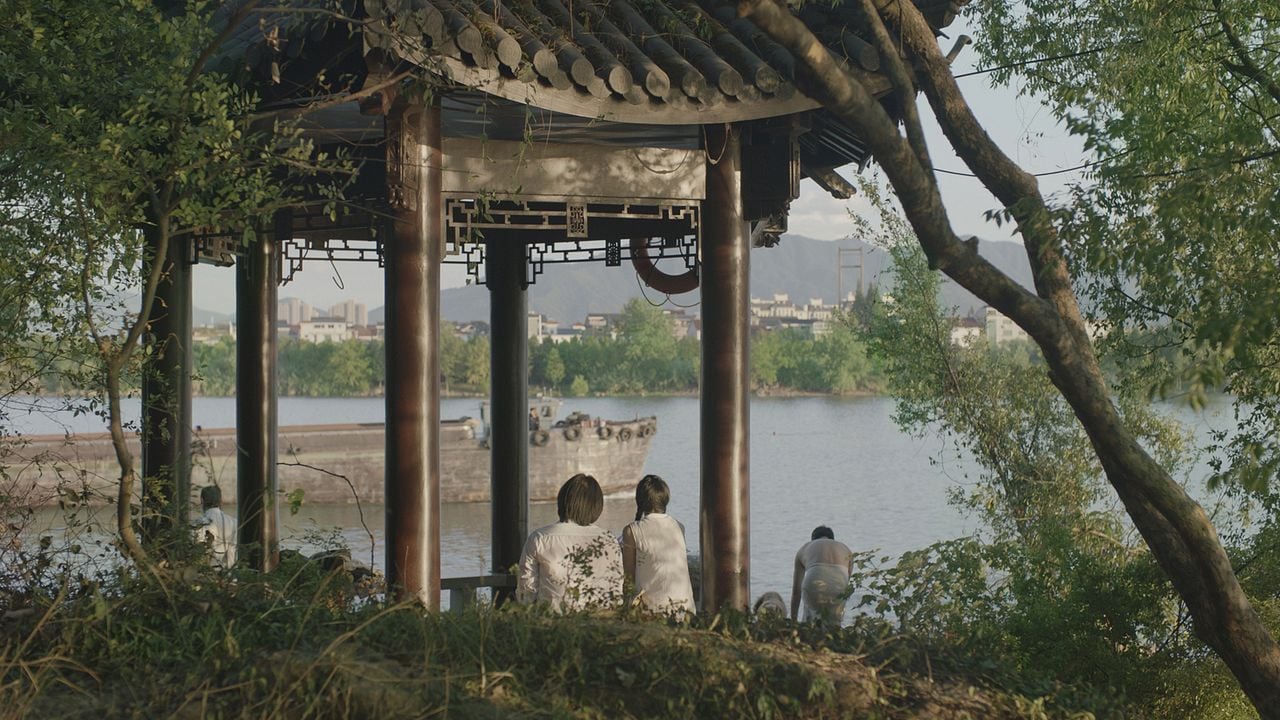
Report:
13,394,1237,605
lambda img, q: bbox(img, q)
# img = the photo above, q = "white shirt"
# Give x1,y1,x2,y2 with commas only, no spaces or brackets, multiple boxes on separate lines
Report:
625,512,696,615
194,507,236,568
518,522,623,610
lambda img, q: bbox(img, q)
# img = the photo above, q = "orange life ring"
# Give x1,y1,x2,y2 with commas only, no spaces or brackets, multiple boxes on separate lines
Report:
630,238,698,295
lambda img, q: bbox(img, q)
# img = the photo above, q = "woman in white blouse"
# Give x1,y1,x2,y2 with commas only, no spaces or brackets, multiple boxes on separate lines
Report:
517,474,623,610
621,475,696,616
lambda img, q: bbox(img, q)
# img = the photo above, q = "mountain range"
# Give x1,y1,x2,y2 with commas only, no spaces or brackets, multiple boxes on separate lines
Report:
200,234,1034,326
195,307,235,327
373,234,1033,325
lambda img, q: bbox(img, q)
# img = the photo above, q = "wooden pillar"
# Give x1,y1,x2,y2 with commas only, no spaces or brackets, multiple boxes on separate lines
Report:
141,226,192,536
700,123,751,612
384,99,443,606
235,212,282,572
487,237,529,595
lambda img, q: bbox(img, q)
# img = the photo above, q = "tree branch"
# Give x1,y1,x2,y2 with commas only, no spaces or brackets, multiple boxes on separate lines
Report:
735,0,1055,338
1213,0,1280,106
187,0,260,89
855,0,931,172
869,0,1079,324
279,456,377,568
246,70,415,124
741,1,1280,710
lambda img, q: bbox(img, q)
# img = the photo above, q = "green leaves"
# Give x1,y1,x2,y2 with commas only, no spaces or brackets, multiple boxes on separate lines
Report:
852,182,1217,709
1,0,356,554
286,488,306,515
973,0,1280,489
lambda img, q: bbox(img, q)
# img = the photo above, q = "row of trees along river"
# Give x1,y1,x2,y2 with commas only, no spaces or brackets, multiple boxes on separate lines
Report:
173,296,887,398
25,291,1212,401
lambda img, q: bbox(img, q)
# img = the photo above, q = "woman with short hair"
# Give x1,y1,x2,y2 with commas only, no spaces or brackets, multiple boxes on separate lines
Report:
517,474,623,610
622,475,696,616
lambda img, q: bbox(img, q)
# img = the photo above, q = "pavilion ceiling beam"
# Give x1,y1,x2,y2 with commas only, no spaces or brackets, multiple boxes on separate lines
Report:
807,165,857,199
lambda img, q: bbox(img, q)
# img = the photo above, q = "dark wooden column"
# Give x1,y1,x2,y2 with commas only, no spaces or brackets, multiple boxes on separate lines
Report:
384,99,443,606
700,123,751,612
141,227,193,536
235,212,282,572
487,237,529,590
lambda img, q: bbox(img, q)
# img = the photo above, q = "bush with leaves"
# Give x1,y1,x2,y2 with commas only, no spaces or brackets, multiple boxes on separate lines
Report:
853,196,1254,716
1,0,354,561
975,0,1280,494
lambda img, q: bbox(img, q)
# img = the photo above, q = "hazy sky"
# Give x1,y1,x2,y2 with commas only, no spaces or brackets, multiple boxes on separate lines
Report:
192,20,1087,316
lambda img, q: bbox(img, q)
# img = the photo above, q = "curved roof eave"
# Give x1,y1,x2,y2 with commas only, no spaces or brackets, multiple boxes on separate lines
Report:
428,55,892,126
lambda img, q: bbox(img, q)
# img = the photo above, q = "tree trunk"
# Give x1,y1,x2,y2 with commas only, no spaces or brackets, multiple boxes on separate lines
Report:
97,216,179,570
736,1,1280,714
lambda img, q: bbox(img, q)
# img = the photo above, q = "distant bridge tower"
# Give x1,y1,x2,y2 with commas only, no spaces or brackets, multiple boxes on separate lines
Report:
836,246,864,307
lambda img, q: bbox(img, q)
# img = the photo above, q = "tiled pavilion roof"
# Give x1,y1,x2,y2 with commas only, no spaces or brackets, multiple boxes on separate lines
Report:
215,0,966,198
221,0,964,123
371,0,961,124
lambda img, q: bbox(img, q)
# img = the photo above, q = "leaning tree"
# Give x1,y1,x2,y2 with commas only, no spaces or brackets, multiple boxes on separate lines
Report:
737,0,1280,714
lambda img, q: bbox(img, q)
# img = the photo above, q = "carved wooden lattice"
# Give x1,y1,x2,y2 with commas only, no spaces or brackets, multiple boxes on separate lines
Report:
567,204,587,237
441,198,699,285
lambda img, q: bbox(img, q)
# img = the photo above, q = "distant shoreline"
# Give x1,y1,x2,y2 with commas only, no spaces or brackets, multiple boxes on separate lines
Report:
12,386,880,397
181,387,881,400
4,387,884,405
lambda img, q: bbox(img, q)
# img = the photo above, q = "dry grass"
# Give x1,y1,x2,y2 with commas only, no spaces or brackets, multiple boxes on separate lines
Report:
0,556,1075,720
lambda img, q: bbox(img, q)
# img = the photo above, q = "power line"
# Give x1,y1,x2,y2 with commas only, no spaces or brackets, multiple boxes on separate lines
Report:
952,40,1143,80
932,159,1102,179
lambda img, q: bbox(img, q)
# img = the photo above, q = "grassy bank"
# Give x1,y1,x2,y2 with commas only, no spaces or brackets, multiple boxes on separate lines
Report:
1,557,1062,720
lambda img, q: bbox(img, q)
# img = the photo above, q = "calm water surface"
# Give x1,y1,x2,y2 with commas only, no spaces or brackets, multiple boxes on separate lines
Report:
18,395,1237,605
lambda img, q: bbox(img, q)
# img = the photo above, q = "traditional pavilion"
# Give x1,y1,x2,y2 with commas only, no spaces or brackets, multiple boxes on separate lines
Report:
143,0,965,609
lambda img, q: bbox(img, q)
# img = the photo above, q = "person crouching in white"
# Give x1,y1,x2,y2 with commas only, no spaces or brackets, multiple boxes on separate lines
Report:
193,485,236,568
791,525,853,626
518,474,623,610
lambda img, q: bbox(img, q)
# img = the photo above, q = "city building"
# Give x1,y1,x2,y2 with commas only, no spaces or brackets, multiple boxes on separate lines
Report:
453,321,488,339
192,323,235,344
950,316,984,346
298,316,352,343
985,307,1030,346
329,299,368,327
748,293,839,335
583,312,624,336
352,325,381,342
278,297,313,326
546,323,586,344
664,308,699,340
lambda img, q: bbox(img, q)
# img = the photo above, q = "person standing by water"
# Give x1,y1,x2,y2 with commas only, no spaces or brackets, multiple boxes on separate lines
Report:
517,474,623,610
791,525,854,626
621,475,696,616
193,485,236,568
